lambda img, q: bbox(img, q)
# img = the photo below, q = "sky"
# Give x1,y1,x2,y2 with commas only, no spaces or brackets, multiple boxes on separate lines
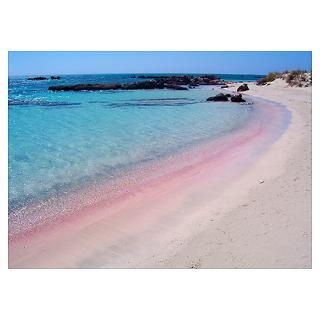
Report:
8,51,312,76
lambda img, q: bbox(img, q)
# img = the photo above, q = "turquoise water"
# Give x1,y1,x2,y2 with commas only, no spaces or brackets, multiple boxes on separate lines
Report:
9,74,255,213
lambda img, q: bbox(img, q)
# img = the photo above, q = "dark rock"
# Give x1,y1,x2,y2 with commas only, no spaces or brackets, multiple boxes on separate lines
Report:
231,94,246,102
237,83,249,92
27,76,48,80
48,80,188,91
50,76,61,80
49,74,229,92
136,74,225,86
165,84,188,90
207,93,229,102
221,85,229,88
122,80,164,90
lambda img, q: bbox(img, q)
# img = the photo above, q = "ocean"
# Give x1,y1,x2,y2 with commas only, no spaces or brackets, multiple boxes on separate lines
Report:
8,73,264,233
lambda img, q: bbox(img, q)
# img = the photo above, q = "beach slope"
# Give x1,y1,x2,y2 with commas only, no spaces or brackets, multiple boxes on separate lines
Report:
165,79,311,268
9,79,311,268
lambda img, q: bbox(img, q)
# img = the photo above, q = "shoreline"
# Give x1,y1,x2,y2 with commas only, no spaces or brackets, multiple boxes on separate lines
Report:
8,94,285,239
165,79,311,268
8,80,311,268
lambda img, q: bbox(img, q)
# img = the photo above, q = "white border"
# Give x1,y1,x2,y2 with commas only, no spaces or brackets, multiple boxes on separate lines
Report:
0,0,318,319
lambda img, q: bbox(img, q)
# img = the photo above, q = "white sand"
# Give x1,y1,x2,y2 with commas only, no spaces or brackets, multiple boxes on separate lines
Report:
162,79,312,268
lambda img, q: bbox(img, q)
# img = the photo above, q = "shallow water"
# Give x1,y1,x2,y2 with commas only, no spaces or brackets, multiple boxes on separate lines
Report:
9,74,257,215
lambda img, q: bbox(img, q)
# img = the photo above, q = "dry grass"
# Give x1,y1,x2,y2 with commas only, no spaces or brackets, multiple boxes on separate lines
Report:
257,70,311,87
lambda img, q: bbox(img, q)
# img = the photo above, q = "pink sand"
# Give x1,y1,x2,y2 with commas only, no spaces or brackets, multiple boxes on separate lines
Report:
9,97,290,268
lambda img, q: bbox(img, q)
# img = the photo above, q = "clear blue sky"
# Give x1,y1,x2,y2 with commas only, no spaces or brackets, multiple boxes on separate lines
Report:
8,51,312,76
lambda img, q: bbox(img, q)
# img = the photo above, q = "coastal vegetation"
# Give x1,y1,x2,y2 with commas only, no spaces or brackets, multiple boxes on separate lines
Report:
256,72,279,85
285,70,312,86
257,70,311,87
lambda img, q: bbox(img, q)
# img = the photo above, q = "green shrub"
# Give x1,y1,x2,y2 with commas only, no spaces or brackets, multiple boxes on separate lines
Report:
256,72,279,85
257,70,311,87
265,72,279,82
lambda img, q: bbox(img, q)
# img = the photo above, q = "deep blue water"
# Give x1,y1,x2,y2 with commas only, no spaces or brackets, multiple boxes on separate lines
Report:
8,74,257,212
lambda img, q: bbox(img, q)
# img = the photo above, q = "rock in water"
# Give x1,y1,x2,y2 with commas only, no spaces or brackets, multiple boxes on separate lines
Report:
27,76,48,80
48,81,188,91
231,94,246,102
50,76,61,80
237,83,249,92
206,93,229,101
48,75,230,92
164,84,188,90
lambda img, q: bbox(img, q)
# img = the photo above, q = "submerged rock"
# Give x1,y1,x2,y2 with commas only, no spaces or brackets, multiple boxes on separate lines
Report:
206,93,229,102
237,83,249,92
50,76,61,80
231,94,246,102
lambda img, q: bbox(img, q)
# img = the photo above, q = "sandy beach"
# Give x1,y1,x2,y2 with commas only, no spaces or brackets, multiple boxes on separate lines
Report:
9,79,312,269
165,79,312,268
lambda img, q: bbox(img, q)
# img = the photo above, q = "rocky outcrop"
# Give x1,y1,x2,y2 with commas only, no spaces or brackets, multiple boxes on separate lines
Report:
206,93,246,103
164,84,188,90
137,75,226,86
48,74,229,91
231,94,246,102
206,93,229,102
237,83,249,92
27,76,48,80
48,80,188,91
50,76,61,80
